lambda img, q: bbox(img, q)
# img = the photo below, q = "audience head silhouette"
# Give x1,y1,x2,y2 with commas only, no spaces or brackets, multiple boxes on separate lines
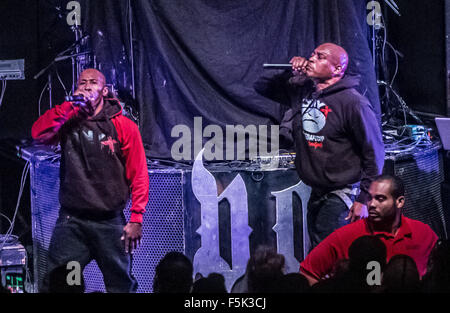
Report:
348,235,387,274
381,254,420,293
278,273,310,293
246,245,285,293
422,239,450,293
153,251,193,293
192,273,227,293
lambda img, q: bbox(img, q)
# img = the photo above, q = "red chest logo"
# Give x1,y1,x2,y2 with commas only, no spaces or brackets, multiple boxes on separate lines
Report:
101,136,118,154
320,106,333,118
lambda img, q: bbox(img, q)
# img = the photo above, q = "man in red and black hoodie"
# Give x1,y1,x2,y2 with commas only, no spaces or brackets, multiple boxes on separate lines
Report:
32,68,149,292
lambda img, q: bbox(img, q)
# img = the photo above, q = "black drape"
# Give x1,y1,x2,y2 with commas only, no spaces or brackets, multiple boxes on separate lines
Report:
85,0,379,160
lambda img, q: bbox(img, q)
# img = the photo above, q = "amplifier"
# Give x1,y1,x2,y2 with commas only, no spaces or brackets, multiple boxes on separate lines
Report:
0,59,25,80
383,142,447,238
1,266,26,293
0,243,27,293
0,243,27,267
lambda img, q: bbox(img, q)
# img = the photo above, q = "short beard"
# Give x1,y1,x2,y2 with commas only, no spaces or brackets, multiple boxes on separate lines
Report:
369,208,400,232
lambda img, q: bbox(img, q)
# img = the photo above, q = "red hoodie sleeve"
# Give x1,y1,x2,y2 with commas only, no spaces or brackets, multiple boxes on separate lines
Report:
31,101,80,144
112,116,149,224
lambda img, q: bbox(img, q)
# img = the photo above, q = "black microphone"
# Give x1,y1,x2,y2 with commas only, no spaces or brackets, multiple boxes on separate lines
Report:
263,64,293,69
65,95,86,102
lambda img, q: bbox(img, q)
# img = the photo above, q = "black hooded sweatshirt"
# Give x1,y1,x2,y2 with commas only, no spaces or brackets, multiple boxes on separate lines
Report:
58,99,130,214
254,71,385,204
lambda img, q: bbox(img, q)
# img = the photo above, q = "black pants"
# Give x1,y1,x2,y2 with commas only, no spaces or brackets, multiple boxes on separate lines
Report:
45,208,137,293
307,190,351,250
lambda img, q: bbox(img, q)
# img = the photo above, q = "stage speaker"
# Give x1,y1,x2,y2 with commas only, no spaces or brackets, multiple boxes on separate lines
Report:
383,143,447,238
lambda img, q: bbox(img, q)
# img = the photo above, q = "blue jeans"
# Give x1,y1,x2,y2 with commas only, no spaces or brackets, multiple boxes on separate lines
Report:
307,190,351,250
45,208,137,293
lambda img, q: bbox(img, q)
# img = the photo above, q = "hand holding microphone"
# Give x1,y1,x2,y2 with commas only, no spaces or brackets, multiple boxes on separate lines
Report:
65,94,87,105
289,56,309,73
263,56,309,75
66,90,94,115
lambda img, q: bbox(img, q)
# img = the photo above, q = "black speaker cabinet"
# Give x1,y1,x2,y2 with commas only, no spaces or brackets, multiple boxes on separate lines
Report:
383,143,447,238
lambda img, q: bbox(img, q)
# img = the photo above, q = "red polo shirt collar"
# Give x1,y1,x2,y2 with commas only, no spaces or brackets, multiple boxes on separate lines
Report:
364,215,412,242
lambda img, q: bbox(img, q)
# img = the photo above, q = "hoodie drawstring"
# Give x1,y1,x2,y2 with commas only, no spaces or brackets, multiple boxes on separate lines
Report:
78,127,92,172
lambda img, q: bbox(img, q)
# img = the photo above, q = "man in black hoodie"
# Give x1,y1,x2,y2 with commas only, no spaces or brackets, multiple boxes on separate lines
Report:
255,43,385,248
32,69,149,292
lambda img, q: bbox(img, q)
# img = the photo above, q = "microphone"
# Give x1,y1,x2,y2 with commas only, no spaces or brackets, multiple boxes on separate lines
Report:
65,95,86,102
263,64,293,70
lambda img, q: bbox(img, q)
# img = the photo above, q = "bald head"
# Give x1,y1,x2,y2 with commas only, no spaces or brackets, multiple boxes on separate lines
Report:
317,43,349,74
78,68,106,86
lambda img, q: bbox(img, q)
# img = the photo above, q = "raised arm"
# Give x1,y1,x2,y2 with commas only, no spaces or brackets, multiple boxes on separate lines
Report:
31,101,80,145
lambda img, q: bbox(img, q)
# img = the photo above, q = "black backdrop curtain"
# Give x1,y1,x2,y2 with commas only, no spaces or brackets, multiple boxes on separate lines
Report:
84,0,379,160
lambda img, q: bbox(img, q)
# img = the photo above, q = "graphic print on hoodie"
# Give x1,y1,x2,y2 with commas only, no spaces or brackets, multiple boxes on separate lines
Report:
301,98,333,149
290,76,385,203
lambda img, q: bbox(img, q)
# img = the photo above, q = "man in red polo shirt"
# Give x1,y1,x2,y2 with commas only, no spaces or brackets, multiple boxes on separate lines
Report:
300,174,438,285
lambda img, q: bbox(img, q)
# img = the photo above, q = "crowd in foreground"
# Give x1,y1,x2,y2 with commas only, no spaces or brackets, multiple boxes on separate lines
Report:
5,237,445,294
151,239,450,294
